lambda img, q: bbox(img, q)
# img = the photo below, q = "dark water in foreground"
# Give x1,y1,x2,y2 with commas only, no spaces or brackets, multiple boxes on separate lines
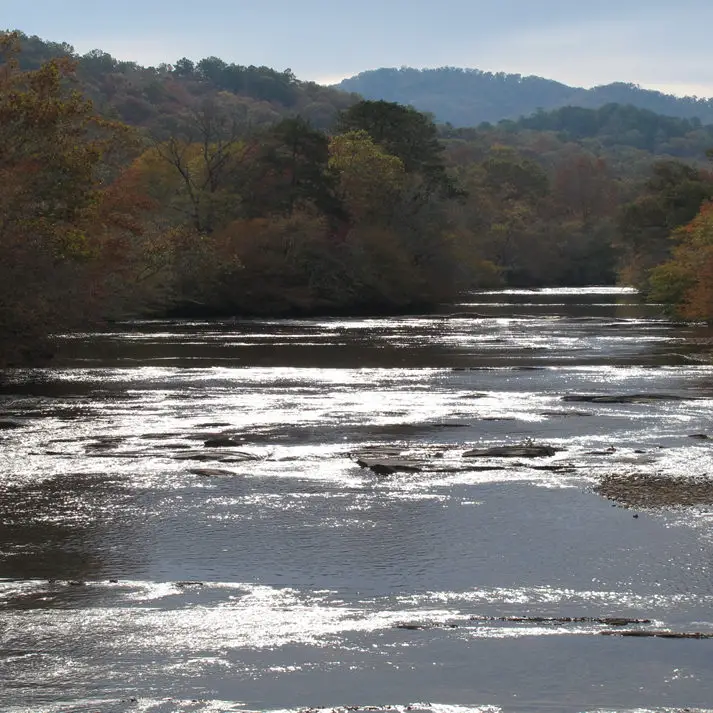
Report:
2,287,713,713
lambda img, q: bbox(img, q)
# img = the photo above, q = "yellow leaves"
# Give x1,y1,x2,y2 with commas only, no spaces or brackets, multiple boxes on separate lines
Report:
329,130,405,222
55,227,94,260
0,31,21,74
137,134,251,234
130,146,184,197
672,202,713,248
0,39,161,358
0,42,130,223
329,130,405,180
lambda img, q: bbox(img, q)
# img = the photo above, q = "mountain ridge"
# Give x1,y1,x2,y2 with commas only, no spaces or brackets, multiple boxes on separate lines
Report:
335,67,713,127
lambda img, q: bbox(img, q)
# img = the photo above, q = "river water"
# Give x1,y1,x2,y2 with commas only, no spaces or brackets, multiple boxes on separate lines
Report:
2,287,713,713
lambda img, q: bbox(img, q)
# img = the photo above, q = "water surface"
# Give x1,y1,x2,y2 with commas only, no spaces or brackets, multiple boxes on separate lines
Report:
2,288,713,713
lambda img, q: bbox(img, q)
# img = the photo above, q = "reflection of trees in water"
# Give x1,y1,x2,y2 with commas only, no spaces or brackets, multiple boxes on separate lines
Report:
0,473,134,592
648,322,713,377
613,297,661,322
0,376,137,405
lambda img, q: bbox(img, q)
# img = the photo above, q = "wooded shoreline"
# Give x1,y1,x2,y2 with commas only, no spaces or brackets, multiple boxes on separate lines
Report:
3,30,713,367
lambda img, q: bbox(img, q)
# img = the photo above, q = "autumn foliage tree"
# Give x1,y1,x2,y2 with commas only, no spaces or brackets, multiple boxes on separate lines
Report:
648,202,713,320
12,29,713,351
0,33,150,365
617,161,713,289
328,130,406,222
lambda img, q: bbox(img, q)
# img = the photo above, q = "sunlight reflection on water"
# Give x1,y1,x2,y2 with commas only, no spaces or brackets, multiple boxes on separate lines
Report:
3,288,713,712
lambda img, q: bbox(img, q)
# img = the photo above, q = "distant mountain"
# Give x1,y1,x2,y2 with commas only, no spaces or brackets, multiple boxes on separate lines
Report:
335,68,713,127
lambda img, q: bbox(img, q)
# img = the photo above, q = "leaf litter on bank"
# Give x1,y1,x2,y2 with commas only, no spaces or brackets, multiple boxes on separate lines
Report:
596,472,713,508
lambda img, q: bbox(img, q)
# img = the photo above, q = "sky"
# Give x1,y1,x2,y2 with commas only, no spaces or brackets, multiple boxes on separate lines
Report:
5,0,713,96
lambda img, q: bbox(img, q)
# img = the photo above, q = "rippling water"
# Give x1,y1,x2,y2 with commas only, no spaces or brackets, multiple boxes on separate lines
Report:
2,288,713,713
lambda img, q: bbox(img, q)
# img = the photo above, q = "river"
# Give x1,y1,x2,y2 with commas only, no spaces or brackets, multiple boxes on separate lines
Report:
2,287,713,713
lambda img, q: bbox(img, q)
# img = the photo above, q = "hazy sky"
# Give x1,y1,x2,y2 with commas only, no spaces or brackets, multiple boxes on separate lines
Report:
5,0,713,96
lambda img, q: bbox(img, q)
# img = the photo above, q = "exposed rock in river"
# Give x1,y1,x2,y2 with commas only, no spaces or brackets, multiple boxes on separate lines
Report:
0,419,26,430
350,441,569,475
563,393,693,404
174,450,260,463
540,410,593,418
470,615,650,625
204,437,243,448
463,444,559,458
397,615,652,630
601,630,713,639
189,468,240,478
356,458,423,475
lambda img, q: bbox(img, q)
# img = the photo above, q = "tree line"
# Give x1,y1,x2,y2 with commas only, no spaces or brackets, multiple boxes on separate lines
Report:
3,31,713,367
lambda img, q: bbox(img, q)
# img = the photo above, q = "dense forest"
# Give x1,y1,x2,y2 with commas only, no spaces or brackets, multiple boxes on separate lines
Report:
337,67,713,128
3,30,713,367
13,31,360,131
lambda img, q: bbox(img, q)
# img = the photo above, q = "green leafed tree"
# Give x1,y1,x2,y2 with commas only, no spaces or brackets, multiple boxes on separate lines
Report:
618,160,713,288
248,117,344,220
328,130,406,222
337,100,459,199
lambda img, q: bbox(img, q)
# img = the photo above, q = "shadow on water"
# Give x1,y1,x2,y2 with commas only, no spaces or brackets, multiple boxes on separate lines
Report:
0,473,132,588
31,288,710,372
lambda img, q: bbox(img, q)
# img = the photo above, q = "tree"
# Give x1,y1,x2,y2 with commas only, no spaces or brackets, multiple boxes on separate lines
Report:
197,56,227,83
173,57,195,77
338,100,458,198
0,33,148,364
649,203,713,320
482,147,549,202
553,153,616,222
146,96,252,234
618,160,713,288
328,130,406,222
80,48,117,78
247,117,343,219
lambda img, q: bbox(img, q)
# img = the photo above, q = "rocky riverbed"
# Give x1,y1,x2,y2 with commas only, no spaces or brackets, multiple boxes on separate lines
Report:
2,287,713,713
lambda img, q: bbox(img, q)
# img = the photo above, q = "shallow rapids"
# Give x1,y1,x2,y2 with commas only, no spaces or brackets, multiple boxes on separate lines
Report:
2,287,713,713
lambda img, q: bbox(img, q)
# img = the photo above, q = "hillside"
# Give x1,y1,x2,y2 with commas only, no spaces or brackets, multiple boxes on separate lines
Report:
15,30,713,156
463,103,713,162
13,31,360,132
336,67,713,127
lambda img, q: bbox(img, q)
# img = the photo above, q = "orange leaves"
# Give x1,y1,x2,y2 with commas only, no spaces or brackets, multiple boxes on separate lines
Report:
649,201,713,320
0,37,163,363
675,201,713,246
